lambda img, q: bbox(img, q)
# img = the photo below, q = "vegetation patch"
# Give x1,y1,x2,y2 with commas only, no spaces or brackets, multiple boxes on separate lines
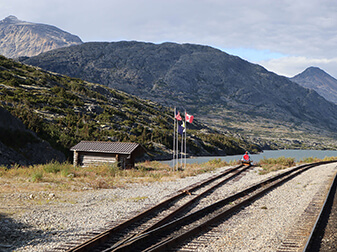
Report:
127,196,148,202
257,156,296,174
0,55,261,161
2,156,335,193
0,158,234,193
31,171,43,182
256,156,337,174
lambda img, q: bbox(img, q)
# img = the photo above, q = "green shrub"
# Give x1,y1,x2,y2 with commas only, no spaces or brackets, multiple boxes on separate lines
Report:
257,156,295,174
61,168,71,177
301,156,319,163
206,158,227,166
0,166,8,176
258,156,295,166
43,161,62,174
107,163,119,176
322,156,337,161
31,171,43,182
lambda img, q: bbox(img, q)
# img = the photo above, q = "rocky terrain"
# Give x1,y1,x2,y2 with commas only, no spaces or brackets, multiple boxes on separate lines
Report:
0,16,82,58
20,41,337,146
1,15,336,158
0,55,262,165
290,66,337,104
0,163,336,251
0,106,65,166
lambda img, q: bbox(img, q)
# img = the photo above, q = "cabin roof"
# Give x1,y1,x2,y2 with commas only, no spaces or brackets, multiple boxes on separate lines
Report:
70,141,142,155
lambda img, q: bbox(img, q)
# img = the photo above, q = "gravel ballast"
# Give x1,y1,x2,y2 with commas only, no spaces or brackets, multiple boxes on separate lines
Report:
0,163,336,252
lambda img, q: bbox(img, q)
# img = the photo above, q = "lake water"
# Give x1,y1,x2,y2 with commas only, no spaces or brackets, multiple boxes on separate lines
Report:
162,149,337,166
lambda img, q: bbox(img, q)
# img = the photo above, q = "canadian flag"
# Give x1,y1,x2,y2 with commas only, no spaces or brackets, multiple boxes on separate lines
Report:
185,112,194,123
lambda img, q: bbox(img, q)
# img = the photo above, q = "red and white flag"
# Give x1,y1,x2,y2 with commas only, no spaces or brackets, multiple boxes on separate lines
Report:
185,112,194,123
175,111,182,121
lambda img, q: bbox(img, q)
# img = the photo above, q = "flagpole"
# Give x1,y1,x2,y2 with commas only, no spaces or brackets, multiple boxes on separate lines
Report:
181,125,183,169
185,111,194,169
173,107,176,170
184,110,187,169
176,114,179,171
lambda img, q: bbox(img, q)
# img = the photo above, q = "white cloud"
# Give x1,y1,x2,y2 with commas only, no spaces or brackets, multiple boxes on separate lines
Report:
259,56,337,78
1,0,337,78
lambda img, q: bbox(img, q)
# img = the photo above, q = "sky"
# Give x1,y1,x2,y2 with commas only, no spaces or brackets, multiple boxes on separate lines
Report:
1,0,337,78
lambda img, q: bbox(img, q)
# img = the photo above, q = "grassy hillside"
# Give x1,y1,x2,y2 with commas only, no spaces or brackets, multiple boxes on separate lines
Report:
0,56,260,161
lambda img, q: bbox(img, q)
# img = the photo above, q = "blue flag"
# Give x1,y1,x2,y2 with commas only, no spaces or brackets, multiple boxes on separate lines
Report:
178,122,185,135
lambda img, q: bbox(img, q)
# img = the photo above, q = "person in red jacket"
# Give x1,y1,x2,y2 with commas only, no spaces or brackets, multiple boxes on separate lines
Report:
241,151,251,164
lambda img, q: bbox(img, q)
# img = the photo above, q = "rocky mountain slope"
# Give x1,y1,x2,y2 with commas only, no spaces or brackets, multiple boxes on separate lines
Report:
0,55,261,165
0,15,82,58
0,106,65,166
20,41,337,147
290,67,337,104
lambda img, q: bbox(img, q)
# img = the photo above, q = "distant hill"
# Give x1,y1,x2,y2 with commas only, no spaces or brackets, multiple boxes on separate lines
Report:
20,41,337,147
0,55,261,165
290,67,337,104
0,15,82,58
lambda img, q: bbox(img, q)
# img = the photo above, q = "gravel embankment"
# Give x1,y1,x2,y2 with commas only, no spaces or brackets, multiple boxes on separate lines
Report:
0,163,336,252
194,163,337,251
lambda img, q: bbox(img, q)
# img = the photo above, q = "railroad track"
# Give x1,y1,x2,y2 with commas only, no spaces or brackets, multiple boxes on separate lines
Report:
275,163,337,252
63,161,337,252
301,166,337,252
107,161,336,252
63,164,251,252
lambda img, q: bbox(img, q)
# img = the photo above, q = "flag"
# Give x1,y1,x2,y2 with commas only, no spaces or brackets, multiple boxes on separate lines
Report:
185,112,194,123
178,122,185,135
175,111,182,121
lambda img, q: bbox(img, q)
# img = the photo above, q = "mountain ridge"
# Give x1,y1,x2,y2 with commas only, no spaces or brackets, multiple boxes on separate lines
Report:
0,15,83,58
2,17,337,165
0,55,262,165
20,41,337,144
290,66,337,104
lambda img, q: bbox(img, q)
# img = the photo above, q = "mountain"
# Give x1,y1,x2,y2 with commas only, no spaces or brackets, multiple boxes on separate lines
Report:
20,41,337,147
0,106,65,166
0,15,82,58
290,67,337,104
0,55,261,166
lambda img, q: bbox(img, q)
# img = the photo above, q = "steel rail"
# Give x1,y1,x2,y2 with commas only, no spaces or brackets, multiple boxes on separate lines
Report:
66,164,245,252
302,168,337,251
105,164,252,251
111,161,336,252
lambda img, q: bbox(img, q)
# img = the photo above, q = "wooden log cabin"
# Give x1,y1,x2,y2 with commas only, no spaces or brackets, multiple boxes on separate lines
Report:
70,141,145,168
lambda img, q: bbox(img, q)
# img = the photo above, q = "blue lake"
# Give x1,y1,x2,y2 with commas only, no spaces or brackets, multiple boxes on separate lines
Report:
162,149,337,166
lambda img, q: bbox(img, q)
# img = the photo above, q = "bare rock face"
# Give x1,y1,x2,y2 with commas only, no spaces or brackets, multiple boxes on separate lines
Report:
21,41,337,133
290,67,337,104
0,15,82,58
0,106,65,166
